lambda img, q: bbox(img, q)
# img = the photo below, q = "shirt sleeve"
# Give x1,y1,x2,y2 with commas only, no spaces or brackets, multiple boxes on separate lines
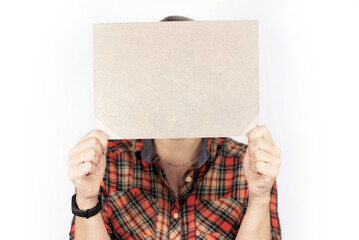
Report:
269,180,282,240
68,180,114,240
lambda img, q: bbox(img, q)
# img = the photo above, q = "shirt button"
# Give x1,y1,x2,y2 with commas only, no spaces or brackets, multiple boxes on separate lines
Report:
185,176,192,182
173,212,179,219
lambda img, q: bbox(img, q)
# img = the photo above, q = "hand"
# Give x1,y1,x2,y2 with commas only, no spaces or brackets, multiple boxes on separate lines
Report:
243,125,281,201
68,129,108,206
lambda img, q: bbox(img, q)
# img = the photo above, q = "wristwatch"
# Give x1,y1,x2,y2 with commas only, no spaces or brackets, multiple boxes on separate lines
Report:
72,194,102,219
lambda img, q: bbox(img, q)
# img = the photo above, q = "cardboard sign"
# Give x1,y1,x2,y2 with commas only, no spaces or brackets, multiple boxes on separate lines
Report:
94,20,258,139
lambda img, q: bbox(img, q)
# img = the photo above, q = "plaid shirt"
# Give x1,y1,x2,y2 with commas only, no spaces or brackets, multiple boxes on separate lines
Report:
70,137,281,240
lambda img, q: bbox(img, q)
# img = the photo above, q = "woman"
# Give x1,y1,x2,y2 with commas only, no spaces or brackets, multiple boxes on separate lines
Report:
68,16,282,240
68,127,281,240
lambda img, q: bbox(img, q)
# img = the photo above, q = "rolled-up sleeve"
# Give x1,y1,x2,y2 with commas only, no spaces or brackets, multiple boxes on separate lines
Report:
269,180,281,239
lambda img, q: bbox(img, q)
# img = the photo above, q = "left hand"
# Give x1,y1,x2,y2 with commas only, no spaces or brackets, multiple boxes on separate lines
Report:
243,125,281,201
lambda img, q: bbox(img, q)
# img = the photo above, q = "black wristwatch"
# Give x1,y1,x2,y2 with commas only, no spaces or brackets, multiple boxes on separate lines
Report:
72,194,102,219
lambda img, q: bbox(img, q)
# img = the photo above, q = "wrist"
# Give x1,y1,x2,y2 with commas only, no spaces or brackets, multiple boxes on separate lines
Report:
248,192,271,206
76,194,99,210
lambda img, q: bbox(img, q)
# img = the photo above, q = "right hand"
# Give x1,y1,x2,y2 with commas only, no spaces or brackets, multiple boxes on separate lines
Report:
68,129,108,207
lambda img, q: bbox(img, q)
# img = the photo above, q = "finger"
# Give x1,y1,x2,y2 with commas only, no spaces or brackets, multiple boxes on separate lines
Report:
80,129,108,154
69,161,96,180
247,137,281,158
252,161,279,178
249,148,281,166
247,125,274,145
70,137,103,158
70,147,101,166
97,154,107,169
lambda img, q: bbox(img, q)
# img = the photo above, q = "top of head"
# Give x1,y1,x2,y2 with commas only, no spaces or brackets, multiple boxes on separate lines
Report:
160,15,194,22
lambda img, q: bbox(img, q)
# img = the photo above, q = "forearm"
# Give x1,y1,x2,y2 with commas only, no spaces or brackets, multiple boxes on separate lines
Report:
74,196,111,240
235,193,272,240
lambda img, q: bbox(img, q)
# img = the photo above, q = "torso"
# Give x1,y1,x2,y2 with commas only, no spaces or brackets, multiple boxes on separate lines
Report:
69,137,266,240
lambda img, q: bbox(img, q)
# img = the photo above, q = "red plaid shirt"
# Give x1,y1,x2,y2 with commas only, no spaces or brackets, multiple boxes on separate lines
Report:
70,137,281,239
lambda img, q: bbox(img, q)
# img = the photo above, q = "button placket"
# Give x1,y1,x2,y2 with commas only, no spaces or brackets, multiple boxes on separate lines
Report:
169,208,182,240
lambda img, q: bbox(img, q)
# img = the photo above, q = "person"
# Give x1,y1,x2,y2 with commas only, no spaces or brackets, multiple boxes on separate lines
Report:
68,15,282,240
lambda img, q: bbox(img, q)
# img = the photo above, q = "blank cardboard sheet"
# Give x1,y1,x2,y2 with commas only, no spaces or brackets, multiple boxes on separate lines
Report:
94,20,259,139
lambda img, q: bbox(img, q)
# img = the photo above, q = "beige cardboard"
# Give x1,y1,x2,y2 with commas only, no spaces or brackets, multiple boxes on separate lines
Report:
94,20,259,139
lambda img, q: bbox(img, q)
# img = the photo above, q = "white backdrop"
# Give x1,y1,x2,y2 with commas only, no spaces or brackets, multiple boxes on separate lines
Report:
0,0,358,239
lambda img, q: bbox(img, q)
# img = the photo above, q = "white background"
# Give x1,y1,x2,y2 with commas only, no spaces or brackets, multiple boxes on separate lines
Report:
0,0,358,239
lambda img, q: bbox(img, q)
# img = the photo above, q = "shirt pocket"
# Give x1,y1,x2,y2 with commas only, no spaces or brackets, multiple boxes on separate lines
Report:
108,188,159,239
195,196,244,240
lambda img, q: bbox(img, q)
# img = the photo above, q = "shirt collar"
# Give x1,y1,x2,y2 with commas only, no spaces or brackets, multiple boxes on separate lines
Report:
130,137,220,168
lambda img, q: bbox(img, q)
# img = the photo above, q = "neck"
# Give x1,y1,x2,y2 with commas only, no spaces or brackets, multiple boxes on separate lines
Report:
152,138,203,167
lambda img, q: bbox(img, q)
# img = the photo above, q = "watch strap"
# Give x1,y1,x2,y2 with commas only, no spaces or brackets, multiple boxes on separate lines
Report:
72,194,102,219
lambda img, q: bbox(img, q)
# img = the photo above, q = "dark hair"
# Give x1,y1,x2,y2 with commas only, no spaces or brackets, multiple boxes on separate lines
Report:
160,15,193,22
